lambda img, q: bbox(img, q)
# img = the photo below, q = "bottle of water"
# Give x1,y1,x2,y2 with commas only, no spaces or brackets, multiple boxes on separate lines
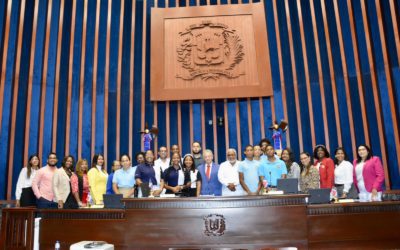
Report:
55,240,60,250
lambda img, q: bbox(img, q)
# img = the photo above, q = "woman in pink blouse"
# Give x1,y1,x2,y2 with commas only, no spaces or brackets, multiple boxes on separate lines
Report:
71,159,90,207
353,144,385,202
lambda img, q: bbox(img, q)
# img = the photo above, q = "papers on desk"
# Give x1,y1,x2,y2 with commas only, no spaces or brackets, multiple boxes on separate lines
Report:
336,199,355,203
264,190,284,195
81,205,105,209
159,194,176,198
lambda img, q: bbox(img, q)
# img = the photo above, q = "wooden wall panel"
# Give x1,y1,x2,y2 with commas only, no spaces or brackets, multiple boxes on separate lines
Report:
1,0,400,199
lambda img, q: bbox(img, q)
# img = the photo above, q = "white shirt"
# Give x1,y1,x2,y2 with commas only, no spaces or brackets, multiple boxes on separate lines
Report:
15,167,37,200
188,169,200,188
334,160,354,193
218,160,243,196
154,158,170,172
356,162,382,202
356,162,366,193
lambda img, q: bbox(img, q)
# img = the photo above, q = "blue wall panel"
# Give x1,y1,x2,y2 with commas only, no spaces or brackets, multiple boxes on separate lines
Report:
11,0,35,196
0,0,22,198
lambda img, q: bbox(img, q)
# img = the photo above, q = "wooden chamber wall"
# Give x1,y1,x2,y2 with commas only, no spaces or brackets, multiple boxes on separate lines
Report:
0,0,399,199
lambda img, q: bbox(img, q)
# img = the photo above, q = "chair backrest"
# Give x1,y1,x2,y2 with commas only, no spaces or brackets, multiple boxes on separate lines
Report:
308,188,331,204
103,194,124,209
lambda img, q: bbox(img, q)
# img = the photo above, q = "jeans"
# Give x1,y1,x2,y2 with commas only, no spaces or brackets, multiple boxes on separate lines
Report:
36,197,57,209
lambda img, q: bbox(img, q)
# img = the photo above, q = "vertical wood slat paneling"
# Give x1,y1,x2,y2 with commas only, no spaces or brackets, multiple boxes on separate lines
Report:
23,0,41,164
224,99,229,151
78,0,88,159
52,0,65,152
375,0,400,173
201,100,206,150
3,0,400,197
91,0,101,159
320,0,342,147
247,99,253,146
166,101,170,150
178,101,182,153
389,0,400,65
140,0,147,151
284,0,303,153
129,0,136,156
309,0,330,151
189,100,193,148
38,0,53,162
271,0,288,147
6,0,26,199
116,0,125,159
152,0,158,155
65,0,77,156
235,99,242,160
103,0,112,166
164,0,170,152
345,0,370,148
332,0,356,158
296,0,316,149
359,0,389,188
0,0,12,132
212,100,218,162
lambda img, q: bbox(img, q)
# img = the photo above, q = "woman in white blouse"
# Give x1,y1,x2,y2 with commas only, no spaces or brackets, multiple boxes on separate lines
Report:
15,155,41,207
334,147,356,199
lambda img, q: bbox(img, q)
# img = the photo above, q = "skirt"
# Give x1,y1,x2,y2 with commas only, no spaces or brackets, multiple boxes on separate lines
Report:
20,187,36,207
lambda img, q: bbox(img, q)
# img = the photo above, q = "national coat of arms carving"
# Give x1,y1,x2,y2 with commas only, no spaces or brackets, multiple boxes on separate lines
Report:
203,214,226,236
176,20,245,80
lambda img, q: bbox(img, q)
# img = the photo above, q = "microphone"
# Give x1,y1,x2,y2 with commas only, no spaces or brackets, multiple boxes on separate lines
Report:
269,171,272,187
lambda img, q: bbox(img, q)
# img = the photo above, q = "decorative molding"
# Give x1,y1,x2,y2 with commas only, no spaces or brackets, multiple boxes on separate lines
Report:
307,203,400,215
39,210,125,220
124,196,307,209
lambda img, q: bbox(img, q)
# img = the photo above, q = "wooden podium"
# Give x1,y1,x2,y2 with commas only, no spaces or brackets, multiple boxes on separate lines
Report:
2,196,400,249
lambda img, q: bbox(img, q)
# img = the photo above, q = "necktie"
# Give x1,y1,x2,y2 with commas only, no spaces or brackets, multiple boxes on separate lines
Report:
206,164,211,181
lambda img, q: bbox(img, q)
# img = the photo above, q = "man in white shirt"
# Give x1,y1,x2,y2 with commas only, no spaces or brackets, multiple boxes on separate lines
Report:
154,146,170,172
154,146,170,194
218,148,244,196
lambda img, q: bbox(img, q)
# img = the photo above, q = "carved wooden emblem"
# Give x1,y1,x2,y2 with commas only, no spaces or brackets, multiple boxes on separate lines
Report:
203,214,226,236
151,3,273,101
176,20,245,80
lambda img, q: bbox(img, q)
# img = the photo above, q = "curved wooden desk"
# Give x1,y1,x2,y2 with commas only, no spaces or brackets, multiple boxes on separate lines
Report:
1,195,400,249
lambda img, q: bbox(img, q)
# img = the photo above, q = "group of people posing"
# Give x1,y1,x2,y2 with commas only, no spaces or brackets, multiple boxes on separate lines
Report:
15,139,385,209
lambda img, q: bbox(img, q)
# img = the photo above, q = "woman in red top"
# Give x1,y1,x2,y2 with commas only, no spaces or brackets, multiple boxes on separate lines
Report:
313,145,334,189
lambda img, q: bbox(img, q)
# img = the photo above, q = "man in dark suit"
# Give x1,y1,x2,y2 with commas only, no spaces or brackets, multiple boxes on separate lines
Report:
198,150,222,196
